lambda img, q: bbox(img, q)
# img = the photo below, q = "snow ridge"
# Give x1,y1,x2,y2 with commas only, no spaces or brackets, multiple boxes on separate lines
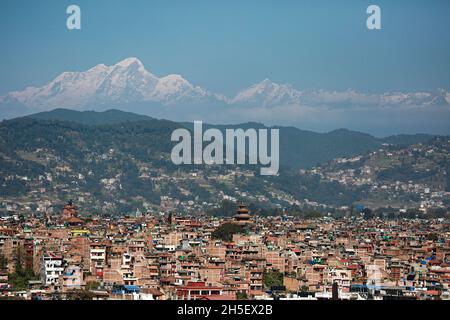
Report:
1,58,449,116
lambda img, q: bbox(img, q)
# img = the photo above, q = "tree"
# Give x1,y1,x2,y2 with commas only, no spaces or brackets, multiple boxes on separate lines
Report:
0,254,7,272
66,289,95,300
211,223,244,242
236,292,248,300
300,285,309,293
263,270,284,289
8,246,38,291
85,281,100,290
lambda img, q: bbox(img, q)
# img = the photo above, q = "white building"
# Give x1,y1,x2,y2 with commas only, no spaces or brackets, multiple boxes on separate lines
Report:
41,252,65,286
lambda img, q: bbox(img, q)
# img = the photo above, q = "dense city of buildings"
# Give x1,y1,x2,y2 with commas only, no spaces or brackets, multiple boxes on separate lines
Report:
0,201,449,300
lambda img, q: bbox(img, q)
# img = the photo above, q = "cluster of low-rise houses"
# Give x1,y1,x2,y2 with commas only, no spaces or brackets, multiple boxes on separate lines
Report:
303,142,450,211
0,201,449,300
0,166,280,217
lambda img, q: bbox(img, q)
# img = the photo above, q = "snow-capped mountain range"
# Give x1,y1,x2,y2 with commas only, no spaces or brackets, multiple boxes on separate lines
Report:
0,57,449,119
230,79,302,107
1,58,224,111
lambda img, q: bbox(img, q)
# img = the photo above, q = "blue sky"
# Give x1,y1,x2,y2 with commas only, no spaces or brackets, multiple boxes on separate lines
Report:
1,0,449,96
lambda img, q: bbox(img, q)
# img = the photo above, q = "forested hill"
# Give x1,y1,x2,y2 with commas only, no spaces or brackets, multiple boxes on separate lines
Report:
26,108,154,125
20,109,437,169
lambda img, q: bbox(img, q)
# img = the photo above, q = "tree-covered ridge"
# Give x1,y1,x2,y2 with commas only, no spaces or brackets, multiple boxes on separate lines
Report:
27,108,154,126
24,109,437,169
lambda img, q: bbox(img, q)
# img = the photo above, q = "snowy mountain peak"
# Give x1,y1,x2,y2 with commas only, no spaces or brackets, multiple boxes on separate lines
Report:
231,79,302,107
260,78,275,85
116,57,144,68
2,58,220,112
87,63,109,72
161,74,190,85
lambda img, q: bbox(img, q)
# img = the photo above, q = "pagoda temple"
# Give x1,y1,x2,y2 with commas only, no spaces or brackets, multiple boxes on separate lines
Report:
234,204,252,225
62,200,84,226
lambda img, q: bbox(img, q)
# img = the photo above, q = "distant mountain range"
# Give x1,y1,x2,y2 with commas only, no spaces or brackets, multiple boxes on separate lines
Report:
22,108,437,169
1,58,449,133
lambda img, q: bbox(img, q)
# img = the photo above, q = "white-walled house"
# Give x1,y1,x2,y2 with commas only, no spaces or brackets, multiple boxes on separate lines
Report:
41,252,65,286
